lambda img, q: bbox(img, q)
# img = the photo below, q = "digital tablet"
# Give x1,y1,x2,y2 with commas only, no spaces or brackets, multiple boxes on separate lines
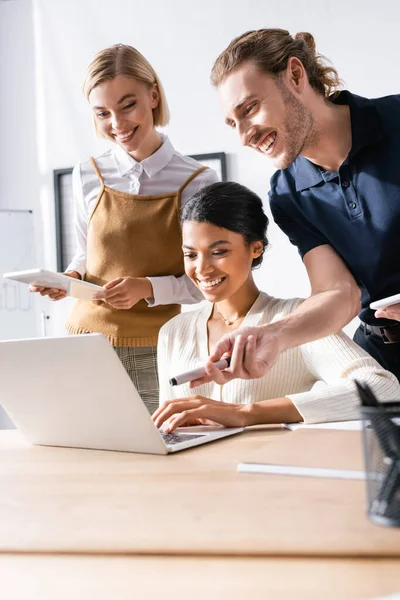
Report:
3,269,104,301
370,293,400,311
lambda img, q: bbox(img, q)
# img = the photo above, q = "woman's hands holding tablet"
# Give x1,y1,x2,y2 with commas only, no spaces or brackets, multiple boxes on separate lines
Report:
93,277,153,309
29,271,81,301
28,272,154,306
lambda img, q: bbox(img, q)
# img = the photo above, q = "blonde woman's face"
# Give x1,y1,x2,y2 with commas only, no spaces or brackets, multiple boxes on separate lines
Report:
218,61,314,170
89,75,160,160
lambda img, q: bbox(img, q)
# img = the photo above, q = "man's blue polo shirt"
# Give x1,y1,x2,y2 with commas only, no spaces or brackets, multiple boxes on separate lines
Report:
269,90,400,325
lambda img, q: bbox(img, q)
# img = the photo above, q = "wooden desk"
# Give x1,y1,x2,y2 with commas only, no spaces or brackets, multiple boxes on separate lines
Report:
0,555,399,600
0,427,399,557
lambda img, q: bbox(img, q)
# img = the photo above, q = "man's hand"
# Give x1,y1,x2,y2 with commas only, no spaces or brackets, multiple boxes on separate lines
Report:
190,246,362,387
93,277,153,309
152,396,248,432
29,271,81,301
190,324,283,387
374,305,400,321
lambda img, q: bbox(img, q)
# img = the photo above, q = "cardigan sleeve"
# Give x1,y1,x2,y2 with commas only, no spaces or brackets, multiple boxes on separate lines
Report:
285,330,400,423
65,163,88,277
146,168,219,307
146,274,204,306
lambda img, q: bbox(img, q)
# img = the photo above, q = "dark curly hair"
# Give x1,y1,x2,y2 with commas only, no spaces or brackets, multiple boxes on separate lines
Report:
181,181,269,269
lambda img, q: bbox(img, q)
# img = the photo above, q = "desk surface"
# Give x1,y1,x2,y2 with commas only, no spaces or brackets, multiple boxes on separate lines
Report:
0,428,399,557
0,555,399,600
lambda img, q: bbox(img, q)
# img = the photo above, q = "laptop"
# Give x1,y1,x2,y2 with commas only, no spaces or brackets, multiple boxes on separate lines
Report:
0,333,243,454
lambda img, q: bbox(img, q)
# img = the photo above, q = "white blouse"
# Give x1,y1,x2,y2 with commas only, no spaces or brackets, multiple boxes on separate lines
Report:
157,292,400,424
66,134,219,306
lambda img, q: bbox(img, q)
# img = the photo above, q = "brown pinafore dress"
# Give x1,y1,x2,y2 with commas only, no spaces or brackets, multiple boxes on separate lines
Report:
66,158,207,412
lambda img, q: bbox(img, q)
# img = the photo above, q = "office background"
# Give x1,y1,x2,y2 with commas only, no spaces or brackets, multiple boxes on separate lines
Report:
0,0,399,339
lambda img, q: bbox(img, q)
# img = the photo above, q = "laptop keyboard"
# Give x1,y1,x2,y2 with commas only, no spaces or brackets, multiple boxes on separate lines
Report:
161,432,206,445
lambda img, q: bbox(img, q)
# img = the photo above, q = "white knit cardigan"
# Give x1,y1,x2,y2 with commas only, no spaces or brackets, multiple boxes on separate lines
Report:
157,292,399,423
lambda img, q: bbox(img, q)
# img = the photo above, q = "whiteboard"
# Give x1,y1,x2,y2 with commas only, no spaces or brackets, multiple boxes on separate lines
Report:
0,210,40,429
0,210,39,341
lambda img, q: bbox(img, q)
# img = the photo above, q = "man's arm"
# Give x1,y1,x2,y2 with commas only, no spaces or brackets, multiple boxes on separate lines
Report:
192,245,361,386
278,244,361,348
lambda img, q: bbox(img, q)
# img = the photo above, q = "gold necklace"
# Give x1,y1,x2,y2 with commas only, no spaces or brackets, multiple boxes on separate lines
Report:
214,304,247,326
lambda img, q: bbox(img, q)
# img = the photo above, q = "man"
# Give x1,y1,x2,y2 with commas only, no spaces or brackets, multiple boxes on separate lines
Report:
197,28,400,386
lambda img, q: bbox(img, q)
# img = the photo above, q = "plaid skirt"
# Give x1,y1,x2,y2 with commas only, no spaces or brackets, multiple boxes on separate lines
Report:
114,346,159,415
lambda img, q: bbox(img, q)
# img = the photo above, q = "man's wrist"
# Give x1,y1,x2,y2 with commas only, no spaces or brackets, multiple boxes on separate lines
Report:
265,306,310,353
261,320,291,354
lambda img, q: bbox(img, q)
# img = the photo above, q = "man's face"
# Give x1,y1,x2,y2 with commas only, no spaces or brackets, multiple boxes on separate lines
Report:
218,61,314,170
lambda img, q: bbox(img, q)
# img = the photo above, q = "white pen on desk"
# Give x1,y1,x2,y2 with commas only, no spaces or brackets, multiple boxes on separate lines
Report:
169,357,231,386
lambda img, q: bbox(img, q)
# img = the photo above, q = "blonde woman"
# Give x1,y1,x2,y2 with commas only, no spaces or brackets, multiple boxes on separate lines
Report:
31,44,218,413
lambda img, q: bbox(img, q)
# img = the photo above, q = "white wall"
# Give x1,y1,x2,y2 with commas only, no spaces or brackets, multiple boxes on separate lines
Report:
0,0,38,212
0,0,52,332
2,0,400,337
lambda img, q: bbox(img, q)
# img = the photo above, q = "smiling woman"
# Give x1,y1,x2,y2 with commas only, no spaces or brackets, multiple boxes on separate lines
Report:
89,76,161,161
152,181,400,432
29,44,219,414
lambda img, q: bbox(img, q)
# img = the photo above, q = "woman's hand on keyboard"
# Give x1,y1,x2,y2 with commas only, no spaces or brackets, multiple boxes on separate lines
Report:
152,395,248,432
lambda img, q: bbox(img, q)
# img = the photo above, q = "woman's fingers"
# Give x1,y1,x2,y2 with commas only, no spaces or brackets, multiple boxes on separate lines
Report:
93,279,124,300
165,403,242,431
29,286,66,300
153,400,194,428
94,278,143,310
153,397,244,432
95,287,122,301
153,397,217,428
104,278,124,290
48,290,67,301
164,410,204,432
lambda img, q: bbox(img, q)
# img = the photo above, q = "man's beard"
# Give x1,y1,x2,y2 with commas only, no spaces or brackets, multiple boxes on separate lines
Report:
275,81,317,170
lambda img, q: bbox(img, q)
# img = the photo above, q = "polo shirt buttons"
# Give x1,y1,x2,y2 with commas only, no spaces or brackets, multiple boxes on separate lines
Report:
342,181,350,188
348,202,357,209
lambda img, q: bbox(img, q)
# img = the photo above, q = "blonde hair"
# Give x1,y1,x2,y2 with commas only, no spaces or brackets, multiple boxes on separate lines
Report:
83,44,170,127
211,29,342,98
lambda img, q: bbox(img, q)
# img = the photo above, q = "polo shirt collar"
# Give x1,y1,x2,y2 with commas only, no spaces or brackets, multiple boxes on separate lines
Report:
294,157,324,192
334,90,383,157
294,90,384,192
113,133,174,178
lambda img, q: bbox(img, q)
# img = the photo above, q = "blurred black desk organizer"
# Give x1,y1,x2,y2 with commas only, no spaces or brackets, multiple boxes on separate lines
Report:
356,380,400,528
